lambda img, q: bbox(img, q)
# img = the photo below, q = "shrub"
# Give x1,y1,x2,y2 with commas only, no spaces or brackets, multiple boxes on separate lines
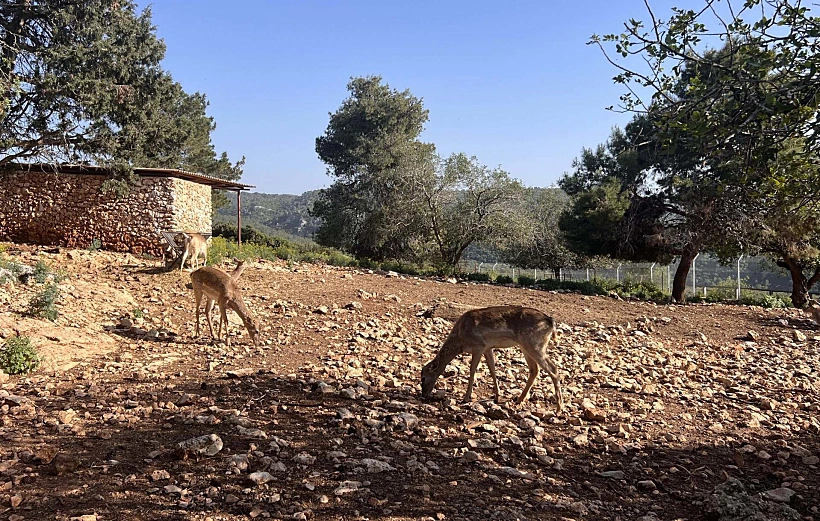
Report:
517,275,536,286
465,272,491,282
33,260,51,283
495,275,514,284
28,283,60,321
0,336,40,375
616,279,666,300
738,292,792,308
88,238,102,251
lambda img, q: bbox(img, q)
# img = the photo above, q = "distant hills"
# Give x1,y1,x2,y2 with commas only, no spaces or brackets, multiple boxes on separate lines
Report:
214,190,321,243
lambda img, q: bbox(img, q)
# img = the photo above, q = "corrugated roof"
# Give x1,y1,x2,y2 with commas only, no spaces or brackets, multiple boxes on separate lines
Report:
5,163,255,190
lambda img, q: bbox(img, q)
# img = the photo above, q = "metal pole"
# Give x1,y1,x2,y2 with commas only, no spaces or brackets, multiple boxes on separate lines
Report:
617,263,622,282
736,254,744,300
692,253,700,295
534,268,537,280
650,262,656,284
237,190,242,252
586,268,590,281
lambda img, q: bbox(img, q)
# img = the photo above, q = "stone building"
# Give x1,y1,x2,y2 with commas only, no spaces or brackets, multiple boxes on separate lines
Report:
0,164,253,256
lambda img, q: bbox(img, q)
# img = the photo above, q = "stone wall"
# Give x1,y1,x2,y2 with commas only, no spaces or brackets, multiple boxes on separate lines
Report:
0,171,212,256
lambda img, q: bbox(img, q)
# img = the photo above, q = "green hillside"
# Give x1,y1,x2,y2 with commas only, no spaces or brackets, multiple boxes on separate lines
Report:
215,190,321,243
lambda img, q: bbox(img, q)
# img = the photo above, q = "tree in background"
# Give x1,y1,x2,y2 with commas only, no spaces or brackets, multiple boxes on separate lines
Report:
412,153,524,273
313,76,434,259
497,187,581,277
0,0,243,206
591,0,820,306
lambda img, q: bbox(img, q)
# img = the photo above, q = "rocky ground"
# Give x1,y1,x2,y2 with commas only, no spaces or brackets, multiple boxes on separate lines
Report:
0,244,819,521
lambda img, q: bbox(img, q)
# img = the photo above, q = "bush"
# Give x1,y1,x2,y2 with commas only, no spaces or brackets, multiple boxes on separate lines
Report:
495,275,514,284
28,283,60,321
33,260,51,283
517,275,536,286
0,336,40,375
616,279,666,300
88,238,102,251
738,292,792,308
464,272,491,282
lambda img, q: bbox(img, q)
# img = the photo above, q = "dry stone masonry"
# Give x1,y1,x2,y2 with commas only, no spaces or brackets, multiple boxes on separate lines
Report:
0,170,211,256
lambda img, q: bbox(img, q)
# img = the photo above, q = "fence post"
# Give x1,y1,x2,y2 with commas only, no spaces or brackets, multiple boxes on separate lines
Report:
736,254,743,300
477,262,483,273
692,253,700,295
586,268,590,281
650,262,656,284
559,267,563,281
617,263,622,282
669,261,674,294
534,268,537,280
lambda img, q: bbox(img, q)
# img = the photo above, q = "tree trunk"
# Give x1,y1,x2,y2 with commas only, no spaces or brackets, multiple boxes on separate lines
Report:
672,245,699,303
777,257,820,308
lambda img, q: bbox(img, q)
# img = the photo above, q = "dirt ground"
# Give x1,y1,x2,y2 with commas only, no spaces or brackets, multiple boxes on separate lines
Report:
0,244,818,521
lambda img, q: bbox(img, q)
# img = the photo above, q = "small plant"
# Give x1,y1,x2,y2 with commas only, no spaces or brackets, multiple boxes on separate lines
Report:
0,336,40,375
132,308,144,319
33,260,51,283
28,283,60,321
495,275,514,284
88,238,102,252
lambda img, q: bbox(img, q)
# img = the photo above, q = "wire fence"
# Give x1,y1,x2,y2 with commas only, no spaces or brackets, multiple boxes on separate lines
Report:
457,254,805,299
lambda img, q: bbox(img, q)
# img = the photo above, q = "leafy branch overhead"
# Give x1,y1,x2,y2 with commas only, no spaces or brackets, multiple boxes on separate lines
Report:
0,0,244,196
580,0,820,306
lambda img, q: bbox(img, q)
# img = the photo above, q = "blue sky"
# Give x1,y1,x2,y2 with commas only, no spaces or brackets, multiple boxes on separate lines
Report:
138,0,690,195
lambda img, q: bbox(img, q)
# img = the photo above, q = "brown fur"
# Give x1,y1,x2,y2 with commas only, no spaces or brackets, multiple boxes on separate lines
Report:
420,305,563,411
190,265,260,347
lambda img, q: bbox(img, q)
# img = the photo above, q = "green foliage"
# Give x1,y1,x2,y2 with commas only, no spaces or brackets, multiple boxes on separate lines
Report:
495,275,514,284
33,260,51,284
28,283,60,321
207,236,357,269
132,308,144,319
464,272,491,282
517,275,536,286
0,1,243,191
0,336,40,375
738,293,792,309
616,279,666,301
215,191,322,240
88,238,102,252
313,75,433,259
496,188,581,271
213,222,286,248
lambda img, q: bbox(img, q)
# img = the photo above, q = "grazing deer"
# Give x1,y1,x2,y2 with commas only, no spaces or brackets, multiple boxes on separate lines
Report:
180,232,209,271
190,265,260,347
420,305,563,412
806,299,820,326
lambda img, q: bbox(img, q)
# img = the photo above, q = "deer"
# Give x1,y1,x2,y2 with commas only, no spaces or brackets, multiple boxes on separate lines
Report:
420,305,563,412
806,299,820,326
190,263,260,347
180,232,209,271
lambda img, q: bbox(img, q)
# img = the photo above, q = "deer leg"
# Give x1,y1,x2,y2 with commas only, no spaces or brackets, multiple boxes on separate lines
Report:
483,349,501,403
219,300,230,348
527,350,563,412
463,349,484,402
194,288,203,338
204,298,216,343
517,354,540,404
180,249,189,272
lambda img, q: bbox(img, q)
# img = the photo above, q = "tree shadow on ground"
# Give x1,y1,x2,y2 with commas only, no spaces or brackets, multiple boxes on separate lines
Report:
3,366,818,521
